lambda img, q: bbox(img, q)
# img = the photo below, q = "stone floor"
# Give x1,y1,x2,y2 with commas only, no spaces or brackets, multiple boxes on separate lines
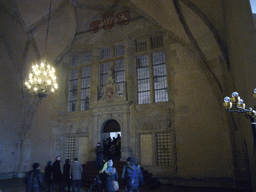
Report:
0,178,252,192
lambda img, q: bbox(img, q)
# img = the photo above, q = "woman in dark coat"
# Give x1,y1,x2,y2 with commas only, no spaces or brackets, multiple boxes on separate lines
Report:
124,158,143,192
44,161,52,192
63,159,71,192
102,159,118,192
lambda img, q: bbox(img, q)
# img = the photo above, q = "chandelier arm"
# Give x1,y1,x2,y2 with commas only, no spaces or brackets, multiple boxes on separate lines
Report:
227,109,250,113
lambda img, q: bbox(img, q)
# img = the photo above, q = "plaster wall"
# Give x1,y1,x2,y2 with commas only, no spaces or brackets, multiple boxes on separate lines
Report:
0,38,21,178
0,5,27,178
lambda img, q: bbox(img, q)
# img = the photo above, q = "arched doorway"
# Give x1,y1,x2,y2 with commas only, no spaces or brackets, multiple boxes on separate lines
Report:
102,119,121,161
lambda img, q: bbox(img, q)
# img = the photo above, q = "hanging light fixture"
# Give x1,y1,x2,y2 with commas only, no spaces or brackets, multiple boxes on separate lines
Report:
24,0,57,101
223,89,256,149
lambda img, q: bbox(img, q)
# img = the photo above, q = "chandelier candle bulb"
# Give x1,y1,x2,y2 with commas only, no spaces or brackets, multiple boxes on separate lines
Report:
231,96,240,104
223,102,232,109
254,88,256,99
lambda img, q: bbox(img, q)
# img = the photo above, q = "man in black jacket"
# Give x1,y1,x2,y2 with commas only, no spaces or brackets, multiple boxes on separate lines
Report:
25,162,44,192
52,156,63,191
123,157,143,192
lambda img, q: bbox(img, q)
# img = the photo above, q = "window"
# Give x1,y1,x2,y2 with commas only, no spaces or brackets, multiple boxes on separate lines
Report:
68,69,78,112
250,0,256,14
114,59,125,96
151,36,164,49
136,39,147,52
81,66,91,110
156,132,172,166
100,44,125,96
137,55,150,104
115,44,125,57
101,47,111,60
153,51,168,102
66,136,76,162
136,35,168,104
68,51,91,112
100,62,111,96
71,54,80,66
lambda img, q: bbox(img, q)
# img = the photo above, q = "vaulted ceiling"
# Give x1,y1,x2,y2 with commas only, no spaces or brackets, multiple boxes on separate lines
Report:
1,0,226,63
1,0,231,101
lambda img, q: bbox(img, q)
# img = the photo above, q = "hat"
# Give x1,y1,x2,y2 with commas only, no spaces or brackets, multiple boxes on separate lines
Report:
130,157,136,165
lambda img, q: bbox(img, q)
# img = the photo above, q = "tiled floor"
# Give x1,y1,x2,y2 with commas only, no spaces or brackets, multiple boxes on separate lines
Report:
0,178,251,192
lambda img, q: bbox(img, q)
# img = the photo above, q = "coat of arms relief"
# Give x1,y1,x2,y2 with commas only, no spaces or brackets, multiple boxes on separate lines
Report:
98,70,126,104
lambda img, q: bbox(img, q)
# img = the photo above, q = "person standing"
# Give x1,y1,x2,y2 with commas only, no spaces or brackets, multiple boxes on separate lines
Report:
25,163,44,192
71,157,83,192
52,156,63,192
44,161,53,192
102,159,118,192
63,159,71,192
124,158,143,192
122,157,131,191
95,142,103,169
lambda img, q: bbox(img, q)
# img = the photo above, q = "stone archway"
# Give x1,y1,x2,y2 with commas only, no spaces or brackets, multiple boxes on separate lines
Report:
102,119,121,160
103,119,121,133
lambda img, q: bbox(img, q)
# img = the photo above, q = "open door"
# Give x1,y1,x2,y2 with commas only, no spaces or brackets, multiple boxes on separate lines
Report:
102,119,121,160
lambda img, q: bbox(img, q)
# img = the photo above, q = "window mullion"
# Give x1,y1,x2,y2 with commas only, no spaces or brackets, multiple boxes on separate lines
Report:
111,45,115,71
77,68,82,111
148,36,154,104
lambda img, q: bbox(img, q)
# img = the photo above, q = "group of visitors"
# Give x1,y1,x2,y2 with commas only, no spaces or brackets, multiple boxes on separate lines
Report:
94,157,143,192
95,135,121,170
24,140,144,192
103,134,121,161
24,156,83,192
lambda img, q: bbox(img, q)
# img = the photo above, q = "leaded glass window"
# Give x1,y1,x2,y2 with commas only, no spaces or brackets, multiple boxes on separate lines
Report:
114,59,125,96
99,43,126,97
156,132,171,166
136,35,168,104
66,136,75,162
151,36,164,49
115,44,125,57
68,69,78,112
81,52,92,64
68,51,91,112
81,66,91,110
152,51,168,102
101,47,111,60
72,54,80,66
100,62,111,96
137,55,150,104
136,39,147,52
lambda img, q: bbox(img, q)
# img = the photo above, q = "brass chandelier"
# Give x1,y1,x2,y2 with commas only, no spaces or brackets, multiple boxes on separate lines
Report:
25,62,58,100
223,89,256,148
24,0,57,100
223,89,256,119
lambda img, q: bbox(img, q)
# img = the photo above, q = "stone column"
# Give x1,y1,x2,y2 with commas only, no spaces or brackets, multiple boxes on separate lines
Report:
120,105,132,161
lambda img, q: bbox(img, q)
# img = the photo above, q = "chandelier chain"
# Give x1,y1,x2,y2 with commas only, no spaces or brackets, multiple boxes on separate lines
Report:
44,0,53,60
